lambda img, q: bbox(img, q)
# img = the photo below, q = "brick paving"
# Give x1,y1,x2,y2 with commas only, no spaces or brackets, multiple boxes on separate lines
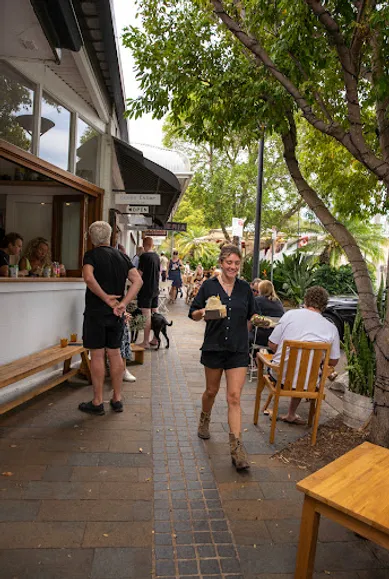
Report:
0,298,388,578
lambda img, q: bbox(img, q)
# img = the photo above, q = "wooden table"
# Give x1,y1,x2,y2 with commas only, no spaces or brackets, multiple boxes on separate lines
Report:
295,441,389,578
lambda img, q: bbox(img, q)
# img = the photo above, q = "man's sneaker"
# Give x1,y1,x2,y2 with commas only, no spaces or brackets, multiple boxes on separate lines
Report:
123,369,136,382
198,411,211,439
229,433,250,471
110,399,124,413
78,401,105,416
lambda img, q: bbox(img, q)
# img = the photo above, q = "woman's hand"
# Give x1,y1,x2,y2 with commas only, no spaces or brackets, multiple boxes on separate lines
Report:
192,308,205,321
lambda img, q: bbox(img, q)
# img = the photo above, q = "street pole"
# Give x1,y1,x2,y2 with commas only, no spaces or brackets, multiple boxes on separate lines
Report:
252,136,265,280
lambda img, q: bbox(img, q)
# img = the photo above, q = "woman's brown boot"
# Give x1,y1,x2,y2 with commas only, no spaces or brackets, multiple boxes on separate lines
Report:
198,411,211,439
229,433,250,470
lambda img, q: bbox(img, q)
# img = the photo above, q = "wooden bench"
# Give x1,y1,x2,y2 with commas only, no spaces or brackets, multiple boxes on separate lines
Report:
130,344,145,365
295,441,389,578
0,344,91,414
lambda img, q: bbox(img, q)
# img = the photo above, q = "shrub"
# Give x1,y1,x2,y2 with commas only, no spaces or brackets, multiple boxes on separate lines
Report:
313,264,357,295
273,254,317,305
343,310,375,397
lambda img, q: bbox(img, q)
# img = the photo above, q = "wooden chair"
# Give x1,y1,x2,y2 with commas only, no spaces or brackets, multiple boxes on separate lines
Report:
253,340,331,445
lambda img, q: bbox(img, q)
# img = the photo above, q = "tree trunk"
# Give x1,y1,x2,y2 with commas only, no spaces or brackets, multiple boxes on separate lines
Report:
371,336,389,446
220,221,231,241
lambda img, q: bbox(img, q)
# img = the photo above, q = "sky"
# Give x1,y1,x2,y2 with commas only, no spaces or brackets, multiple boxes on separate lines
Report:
112,0,164,147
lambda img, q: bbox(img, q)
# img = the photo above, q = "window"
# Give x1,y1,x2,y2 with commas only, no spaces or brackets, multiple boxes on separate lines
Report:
75,118,99,184
0,62,35,151
40,93,71,170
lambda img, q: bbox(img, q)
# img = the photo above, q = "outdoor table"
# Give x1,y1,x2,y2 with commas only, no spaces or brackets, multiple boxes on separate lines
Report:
295,441,389,578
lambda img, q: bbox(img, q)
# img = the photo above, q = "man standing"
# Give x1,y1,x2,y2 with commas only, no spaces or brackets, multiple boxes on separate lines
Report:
137,236,160,348
132,246,144,269
79,221,143,415
268,286,340,425
160,251,169,282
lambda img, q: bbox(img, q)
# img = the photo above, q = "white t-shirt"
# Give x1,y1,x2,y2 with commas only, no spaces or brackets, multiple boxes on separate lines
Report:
160,255,169,271
269,308,340,389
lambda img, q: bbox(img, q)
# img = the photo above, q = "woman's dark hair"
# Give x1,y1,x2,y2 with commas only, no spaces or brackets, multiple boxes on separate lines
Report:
219,244,242,262
0,232,23,249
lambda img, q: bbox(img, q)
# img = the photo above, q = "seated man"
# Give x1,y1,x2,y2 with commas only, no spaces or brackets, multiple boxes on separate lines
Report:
0,232,24,277
267,286,340,424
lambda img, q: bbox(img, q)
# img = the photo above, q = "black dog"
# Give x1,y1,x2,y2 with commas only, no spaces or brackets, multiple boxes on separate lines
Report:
151,313,173,349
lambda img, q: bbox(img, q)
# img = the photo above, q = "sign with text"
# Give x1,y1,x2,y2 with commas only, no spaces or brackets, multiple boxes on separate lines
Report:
146,222,187,232
127,206,149,214
143,230,167,237
115,193,161,205
232,217,244,237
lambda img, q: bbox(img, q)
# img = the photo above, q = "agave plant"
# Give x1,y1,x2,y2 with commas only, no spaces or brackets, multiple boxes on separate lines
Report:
343,311,375,397
273,253,317,305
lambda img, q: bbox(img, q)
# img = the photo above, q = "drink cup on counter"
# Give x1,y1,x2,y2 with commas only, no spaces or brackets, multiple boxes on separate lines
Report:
60,338,68,348
9,265,19,278
70,333,77,342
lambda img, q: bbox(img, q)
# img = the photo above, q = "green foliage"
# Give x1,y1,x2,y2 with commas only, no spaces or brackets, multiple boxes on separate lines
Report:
302,217,386,268
272,254,317,305
172,226,220,265
343,311,375,397
241,256,271,282
312,265,357,296
0,72,32,150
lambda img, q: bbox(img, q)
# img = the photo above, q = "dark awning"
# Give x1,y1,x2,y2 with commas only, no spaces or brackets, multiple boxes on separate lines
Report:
113,137,181,226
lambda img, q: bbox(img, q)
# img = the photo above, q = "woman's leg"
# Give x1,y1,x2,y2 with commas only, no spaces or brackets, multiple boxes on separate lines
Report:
203,367,223,412
225,367,247,436
225,367,250,470
198,367,223,439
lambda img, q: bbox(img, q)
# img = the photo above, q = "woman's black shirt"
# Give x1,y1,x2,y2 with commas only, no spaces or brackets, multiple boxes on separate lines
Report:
189,277,255,353
254,296,284,317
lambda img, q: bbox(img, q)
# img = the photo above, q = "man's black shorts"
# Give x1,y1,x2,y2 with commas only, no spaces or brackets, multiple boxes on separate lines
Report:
138,295,159,309
83,314,124,350
200,350,249,370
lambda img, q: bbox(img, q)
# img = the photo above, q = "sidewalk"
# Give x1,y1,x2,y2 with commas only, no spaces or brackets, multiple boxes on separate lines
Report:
0,298,388,578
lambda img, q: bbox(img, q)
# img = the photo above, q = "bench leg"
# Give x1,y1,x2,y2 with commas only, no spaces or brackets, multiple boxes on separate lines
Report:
63,357,72,376
294,496,320,579
81,350,92,384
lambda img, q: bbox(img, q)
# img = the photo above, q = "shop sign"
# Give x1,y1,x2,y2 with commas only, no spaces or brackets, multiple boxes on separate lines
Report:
127,206,149,214
115,193,161,205
143,229,167,236
146,222,187,232
232,217,244,237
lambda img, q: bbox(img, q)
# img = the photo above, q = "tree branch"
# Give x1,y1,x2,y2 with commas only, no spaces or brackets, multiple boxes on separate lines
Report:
210,0,389,185
279,199,305,227
281,109,381,340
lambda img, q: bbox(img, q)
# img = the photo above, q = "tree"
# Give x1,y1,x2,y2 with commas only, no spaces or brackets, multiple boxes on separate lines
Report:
303,217,386,268
0,73,32,150
123,1,389,445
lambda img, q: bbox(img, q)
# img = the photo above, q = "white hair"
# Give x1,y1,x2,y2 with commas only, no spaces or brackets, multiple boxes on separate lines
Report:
89,221,112,246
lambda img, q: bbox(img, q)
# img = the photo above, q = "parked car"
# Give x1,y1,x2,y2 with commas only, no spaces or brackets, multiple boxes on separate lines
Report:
323,295,358,340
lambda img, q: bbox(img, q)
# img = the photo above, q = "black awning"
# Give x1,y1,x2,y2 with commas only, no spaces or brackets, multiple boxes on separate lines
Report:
113,138,181,226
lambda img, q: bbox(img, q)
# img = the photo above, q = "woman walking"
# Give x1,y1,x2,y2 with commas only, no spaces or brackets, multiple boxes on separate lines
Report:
168,250,183,302
189,245,255,470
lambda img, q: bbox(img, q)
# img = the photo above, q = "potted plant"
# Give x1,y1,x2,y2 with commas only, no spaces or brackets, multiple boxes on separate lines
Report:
342,309,375,429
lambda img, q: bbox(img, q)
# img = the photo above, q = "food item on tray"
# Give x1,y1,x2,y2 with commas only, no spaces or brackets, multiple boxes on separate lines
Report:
251,314,273,327
204,295,227,319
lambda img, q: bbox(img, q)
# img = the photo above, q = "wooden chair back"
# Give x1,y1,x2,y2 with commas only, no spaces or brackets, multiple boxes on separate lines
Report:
276,340,331,394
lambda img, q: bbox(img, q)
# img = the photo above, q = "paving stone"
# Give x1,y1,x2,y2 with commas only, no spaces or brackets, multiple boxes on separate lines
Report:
238,544,298,575
70,466,141,482
0,548,94,578
42,466,74,481
155,545,174,559
154,533,173,546
91,547,151,578
37,499,152,521
0,521,85,548
0,499,40,521
82,521,152,547
197,544,216,558
315,541,384,572
155,558,176,576
178,559,199,575
23,481,100,500
199,558,221,574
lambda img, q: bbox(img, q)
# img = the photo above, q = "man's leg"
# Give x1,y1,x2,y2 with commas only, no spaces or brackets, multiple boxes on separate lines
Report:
90,348,105,404
139,308,152,347
107,348,124,402
281,398,304,422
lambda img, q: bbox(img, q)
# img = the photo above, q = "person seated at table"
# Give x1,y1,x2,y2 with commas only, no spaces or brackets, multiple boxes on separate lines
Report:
19,237,52,276
266,286,340,424
249,280,284,347
0,232,24,277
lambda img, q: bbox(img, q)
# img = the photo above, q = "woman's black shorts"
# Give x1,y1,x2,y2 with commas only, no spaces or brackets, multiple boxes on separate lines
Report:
200,350,249,370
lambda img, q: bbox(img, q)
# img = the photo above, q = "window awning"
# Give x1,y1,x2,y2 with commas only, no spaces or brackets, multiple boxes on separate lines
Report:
113,138,182,226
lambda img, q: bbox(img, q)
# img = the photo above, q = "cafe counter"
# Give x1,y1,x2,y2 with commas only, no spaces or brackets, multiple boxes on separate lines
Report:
0,277,85,365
